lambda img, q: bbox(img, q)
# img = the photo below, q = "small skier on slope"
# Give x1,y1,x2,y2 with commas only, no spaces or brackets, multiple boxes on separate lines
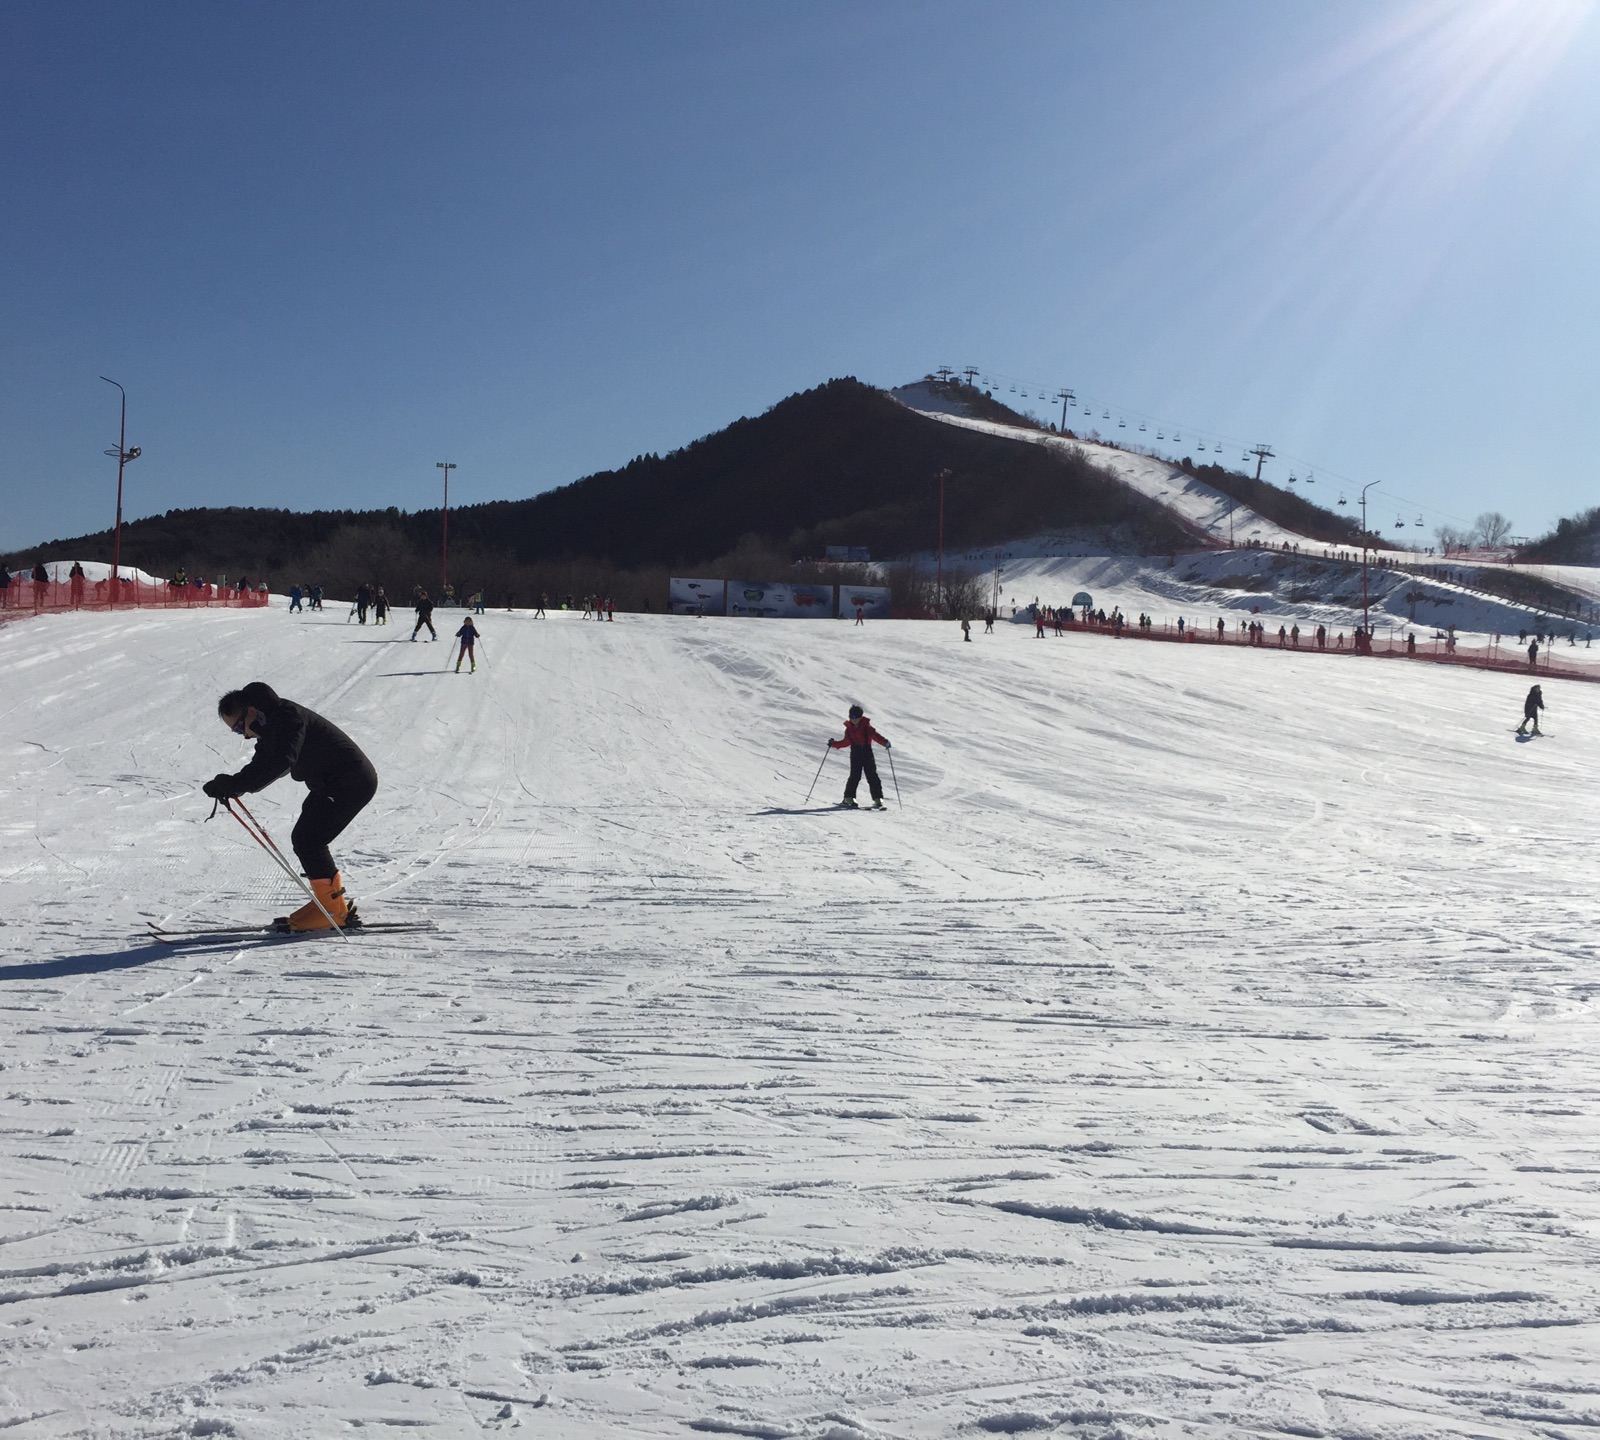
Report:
454,617,480,673
1516,684,1545,736
202,682,379,931
828,703,890,810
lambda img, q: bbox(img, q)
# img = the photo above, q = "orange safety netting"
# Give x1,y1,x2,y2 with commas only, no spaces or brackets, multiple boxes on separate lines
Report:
0,577,270,616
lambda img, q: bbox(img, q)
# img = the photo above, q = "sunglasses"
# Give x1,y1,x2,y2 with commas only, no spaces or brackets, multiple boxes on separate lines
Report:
229,713,250,736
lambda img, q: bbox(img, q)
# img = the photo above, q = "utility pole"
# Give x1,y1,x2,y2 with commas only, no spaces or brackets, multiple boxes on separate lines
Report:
962,367,979,388
1055,388,1075,431
98,377,141,605
1359,480,1380,643
435,461,456,591
1249,444,1275,481
936,468,950,617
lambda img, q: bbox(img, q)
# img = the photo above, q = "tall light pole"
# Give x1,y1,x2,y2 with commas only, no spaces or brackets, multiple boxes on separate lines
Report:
1358,480,1380,642
99,376,141,605
435,461,456,592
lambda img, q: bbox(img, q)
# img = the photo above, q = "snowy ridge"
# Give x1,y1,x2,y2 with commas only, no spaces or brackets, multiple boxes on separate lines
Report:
2,603,1599,1435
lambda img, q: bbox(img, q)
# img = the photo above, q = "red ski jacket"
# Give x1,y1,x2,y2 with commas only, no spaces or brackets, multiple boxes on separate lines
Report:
830,716,887,749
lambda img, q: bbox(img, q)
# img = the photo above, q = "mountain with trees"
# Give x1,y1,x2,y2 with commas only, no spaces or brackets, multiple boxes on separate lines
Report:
6,376,1363,605
1517,505,1600,565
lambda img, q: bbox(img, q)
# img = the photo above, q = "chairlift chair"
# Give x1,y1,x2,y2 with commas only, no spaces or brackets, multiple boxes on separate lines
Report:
1213,442,1222,453
1102,409,1111,419
1172,431,1180,442
1288,471,1298,484
1415,513,1424,525
1156,430,1165,440
1337,494,1347,506
1119,418,1127,428
1395,517,1406,528
1138,421,1146,432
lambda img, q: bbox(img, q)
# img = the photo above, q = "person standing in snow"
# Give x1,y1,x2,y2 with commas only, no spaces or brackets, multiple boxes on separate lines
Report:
373,586,389,624
960,617,971,642
828,703,890,810
69,561,85,607
1528,638,1539,671
412,590,438,642
454,617,480,673
1517,684,1545,736
203,682,378,931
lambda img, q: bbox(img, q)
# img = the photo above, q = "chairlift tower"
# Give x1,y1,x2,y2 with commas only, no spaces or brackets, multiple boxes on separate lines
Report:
962,367,979,388
1358,480,1381,639
1055,388,1075,431
1248,444,1275,481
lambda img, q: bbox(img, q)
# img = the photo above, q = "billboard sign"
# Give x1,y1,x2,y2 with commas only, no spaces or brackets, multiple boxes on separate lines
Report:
668,577,726,615
727,581,836,619
840,584,892,619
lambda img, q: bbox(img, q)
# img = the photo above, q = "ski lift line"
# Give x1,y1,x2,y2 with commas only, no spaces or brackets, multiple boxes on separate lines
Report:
955,372,1464,518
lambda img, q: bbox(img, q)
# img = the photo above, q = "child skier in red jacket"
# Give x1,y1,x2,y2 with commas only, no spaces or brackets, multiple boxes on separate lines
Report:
829,703,890,809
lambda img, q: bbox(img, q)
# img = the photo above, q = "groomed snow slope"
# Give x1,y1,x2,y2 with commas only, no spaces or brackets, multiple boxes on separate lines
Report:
3,605,1599,1438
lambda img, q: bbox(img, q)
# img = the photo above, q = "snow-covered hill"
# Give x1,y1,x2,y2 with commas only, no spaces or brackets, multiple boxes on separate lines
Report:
3,603,1598,1435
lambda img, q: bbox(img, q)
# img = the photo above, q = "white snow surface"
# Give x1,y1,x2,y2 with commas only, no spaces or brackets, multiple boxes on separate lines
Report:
3,604,1599,1437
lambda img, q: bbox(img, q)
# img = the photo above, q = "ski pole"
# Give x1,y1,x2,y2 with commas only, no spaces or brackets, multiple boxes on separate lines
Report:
886,746,902,809
803,744,832,805
444,642,459,672
227,799,349,940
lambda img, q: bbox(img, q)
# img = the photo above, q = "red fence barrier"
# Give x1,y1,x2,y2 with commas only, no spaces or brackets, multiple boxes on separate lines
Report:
0,577,270,617
1015,610,1600,684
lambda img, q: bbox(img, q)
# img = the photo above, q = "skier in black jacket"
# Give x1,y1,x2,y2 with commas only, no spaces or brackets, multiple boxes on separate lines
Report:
1517,684,1545,736
203,682,378,930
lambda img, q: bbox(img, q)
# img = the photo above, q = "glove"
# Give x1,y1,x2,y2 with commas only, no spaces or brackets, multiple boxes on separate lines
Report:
883,739,891,749
202,774,234,800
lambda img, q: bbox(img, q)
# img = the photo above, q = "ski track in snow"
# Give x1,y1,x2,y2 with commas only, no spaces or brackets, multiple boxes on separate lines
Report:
2,604,1599,1438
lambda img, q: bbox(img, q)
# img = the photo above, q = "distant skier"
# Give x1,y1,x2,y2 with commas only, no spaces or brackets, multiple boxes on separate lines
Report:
289,583,303,613
355,582,372,624
828,703,890,810
373,586,389,624
1528,638,1539,671
961,617,971,642
1517,684,1545,736
454,617,480,673
69,561,85,607
412,590,438,641
203,682,378,931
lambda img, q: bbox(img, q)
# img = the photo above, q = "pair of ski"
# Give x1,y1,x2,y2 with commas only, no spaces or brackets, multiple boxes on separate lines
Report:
146,916,436,943
839,800,887,811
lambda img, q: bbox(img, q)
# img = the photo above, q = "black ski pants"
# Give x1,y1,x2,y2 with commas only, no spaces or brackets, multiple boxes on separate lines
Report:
291,761,378,879
844,744,883,803
412,614,436,640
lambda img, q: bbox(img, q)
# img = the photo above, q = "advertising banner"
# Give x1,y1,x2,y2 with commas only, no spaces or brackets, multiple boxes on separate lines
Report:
668,577,726,615
727,581,836,619
839,584,892,620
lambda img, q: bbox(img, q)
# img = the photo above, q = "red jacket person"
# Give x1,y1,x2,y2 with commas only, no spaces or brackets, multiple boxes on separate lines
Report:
828,703,890,809
203,681,378,930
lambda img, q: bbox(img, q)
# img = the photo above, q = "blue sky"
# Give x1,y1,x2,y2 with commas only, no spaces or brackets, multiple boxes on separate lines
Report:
5,0,1598,556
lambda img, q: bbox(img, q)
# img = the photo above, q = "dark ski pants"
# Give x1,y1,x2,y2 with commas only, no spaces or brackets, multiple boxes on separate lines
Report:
291,762,378,880
845,744,883,803
412,616,437,640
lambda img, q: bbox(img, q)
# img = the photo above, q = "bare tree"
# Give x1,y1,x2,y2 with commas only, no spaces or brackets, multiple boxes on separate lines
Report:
1475,512,1513,548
